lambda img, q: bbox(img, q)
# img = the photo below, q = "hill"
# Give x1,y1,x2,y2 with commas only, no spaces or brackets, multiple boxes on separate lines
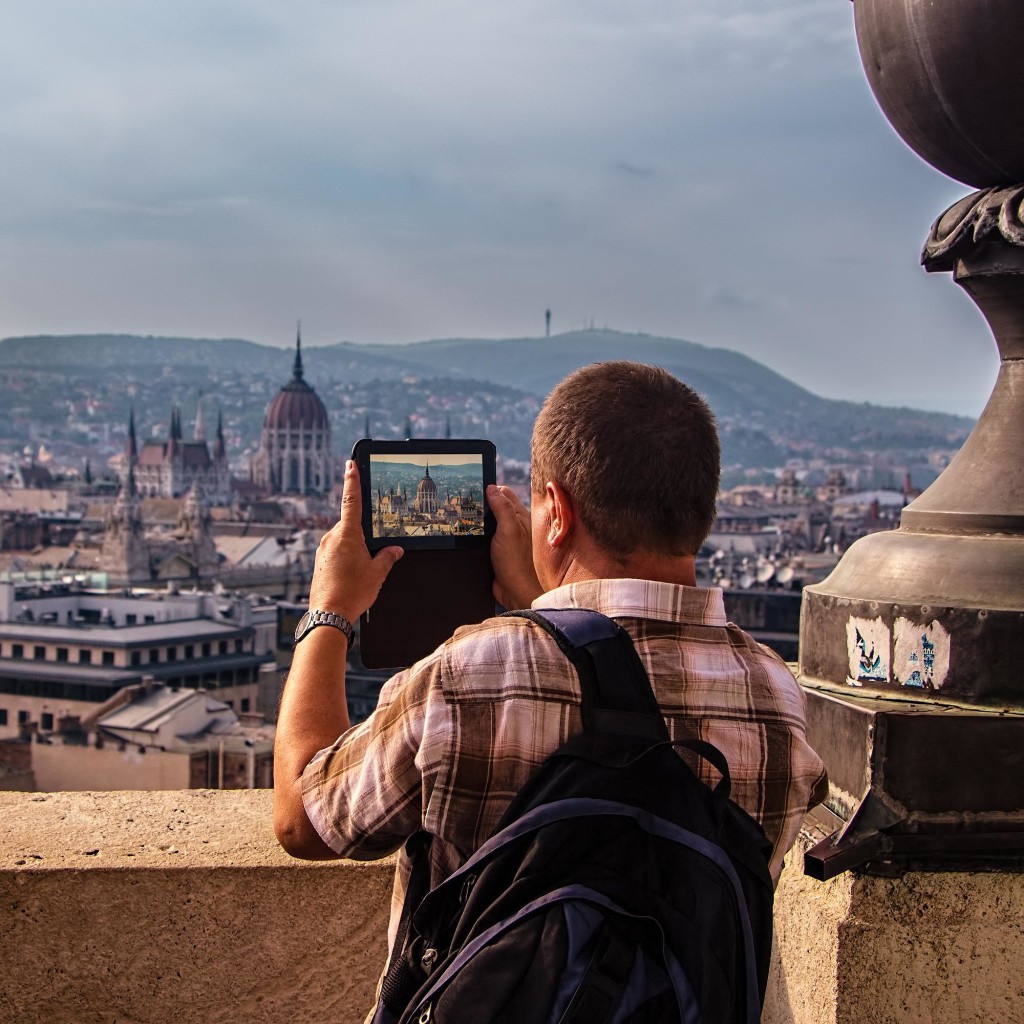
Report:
0,330,973,476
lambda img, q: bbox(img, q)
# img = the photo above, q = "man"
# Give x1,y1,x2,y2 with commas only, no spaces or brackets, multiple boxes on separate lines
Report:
274,361,827,966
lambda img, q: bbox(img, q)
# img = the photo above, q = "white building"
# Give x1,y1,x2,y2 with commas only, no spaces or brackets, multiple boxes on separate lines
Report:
30,682,275,791
0,577,278,742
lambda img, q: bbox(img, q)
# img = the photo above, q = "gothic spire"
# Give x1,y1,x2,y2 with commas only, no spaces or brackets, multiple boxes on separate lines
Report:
167,405,182,460
292,321,304,381
214,408,226,459
194,390,206,441
125,457,138,499
126,406,138,461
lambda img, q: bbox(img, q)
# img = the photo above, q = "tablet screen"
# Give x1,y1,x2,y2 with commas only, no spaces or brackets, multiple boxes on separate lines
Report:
353,438,496,552
368,452,487,539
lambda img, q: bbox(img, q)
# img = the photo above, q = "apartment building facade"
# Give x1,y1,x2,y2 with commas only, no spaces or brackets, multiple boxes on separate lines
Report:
0,578,276,741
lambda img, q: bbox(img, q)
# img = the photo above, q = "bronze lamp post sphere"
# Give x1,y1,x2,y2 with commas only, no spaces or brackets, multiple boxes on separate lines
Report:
854,0,1024,187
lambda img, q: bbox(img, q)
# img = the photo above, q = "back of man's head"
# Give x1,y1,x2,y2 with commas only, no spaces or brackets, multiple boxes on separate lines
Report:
531,362,720,557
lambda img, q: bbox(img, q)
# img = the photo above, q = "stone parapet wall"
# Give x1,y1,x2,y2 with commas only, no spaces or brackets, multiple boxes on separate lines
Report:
2,790,1022,1024
766,832,1024,1024
1,790,392,1024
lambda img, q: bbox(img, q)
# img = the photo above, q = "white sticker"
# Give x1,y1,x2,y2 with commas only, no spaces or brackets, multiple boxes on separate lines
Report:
893,618,950,691
846,616,890,687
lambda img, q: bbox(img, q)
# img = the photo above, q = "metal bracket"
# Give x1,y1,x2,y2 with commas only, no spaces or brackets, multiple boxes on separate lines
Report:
804,791,902,881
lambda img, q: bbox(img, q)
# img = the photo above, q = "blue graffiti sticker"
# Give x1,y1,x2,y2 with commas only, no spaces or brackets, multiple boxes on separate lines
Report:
845,617,890,686
893,618,950,691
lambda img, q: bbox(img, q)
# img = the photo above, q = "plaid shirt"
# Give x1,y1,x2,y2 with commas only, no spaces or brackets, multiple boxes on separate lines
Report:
301,578,828,955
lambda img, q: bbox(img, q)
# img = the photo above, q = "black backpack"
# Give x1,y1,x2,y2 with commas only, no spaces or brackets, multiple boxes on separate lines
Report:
371,608,775,1024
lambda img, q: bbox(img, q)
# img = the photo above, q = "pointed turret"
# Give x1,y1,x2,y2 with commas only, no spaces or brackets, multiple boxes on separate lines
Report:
194,390,207,441
121,408,139,495
292,321,304,382
167,407,179,459
101,455,148,584
182,480,204,523
125,458,138,499
214,409,226,459
110,454,141,528
169,406,183,442
126,407,138,462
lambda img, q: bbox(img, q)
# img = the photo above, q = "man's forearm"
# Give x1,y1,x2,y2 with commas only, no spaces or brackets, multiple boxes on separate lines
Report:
273,627,352,858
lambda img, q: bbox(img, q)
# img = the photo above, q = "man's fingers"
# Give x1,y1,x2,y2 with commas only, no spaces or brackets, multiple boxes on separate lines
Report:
488,484,529,530
339,459,363,535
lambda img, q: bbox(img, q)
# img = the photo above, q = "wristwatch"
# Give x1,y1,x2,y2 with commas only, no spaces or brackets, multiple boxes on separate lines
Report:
293,609,355,648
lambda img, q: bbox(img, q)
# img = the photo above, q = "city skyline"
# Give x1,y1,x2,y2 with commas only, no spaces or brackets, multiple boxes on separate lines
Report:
0,1,994,417
370,458,485,538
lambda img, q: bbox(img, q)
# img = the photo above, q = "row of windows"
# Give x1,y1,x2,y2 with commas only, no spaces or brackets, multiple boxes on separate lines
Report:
0,666,262,705
0,709,48,729
1,638,248,665
4,708,45,728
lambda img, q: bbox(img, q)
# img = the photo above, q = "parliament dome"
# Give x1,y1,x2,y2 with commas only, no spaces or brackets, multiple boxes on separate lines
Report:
416,465,439,514
417,467,438,497
250,327,334,495
262,343,329,432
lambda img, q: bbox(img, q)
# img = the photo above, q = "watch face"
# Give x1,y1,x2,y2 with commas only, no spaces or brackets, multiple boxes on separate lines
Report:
294,610,312,641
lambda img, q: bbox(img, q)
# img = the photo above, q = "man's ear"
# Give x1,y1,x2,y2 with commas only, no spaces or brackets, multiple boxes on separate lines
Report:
544,481,575,548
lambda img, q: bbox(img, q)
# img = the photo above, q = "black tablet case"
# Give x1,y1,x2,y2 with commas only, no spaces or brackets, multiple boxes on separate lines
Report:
358,548,495,669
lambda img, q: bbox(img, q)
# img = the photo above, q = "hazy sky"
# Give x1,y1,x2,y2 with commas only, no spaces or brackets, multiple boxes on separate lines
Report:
371,453,482,466
0,0,997,416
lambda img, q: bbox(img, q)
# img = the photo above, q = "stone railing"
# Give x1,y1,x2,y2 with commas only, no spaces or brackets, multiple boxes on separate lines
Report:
1,790,392,1024
2,791,1021,1024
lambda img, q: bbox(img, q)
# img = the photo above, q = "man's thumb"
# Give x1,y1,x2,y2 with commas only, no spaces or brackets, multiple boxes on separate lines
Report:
375,546,404,573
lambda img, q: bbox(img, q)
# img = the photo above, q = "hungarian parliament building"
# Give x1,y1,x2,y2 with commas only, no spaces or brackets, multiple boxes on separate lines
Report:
124,330,334,503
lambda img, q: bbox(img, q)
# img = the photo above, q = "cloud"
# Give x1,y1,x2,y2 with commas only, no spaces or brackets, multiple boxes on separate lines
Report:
0,0,996,416
708,287,771,312
612,161,656,179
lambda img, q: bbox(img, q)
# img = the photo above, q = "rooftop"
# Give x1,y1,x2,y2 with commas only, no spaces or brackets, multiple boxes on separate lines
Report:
0,618,247,645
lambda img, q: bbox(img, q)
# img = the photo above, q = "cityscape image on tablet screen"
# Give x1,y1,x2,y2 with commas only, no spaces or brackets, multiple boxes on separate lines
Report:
369,453,486,538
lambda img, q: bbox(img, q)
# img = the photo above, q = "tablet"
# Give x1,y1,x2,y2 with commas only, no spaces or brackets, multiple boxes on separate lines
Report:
351,438,497,668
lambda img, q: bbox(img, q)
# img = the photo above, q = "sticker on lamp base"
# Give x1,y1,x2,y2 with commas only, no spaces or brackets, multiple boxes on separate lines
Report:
893,618,950,691
846,616,890,687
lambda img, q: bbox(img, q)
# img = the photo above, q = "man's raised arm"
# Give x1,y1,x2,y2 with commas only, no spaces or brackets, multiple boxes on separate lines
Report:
273,460,402,859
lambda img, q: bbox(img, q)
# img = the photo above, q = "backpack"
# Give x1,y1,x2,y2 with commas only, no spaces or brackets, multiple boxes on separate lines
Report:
371,608,775,1024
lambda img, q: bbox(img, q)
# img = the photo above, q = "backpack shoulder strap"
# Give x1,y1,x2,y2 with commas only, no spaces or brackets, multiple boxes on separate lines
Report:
504,608,669,743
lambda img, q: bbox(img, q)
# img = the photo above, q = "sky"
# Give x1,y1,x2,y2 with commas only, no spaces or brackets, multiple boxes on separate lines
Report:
0,0,998,416
371,453,482,466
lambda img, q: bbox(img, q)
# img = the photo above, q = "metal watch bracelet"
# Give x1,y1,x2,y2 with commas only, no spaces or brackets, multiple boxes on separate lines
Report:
294,608,355,648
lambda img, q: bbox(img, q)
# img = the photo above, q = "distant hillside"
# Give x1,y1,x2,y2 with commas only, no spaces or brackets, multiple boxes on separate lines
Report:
0,330,973,474
347,330,819,418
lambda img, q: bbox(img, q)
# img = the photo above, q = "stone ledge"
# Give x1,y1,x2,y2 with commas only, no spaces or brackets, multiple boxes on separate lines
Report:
1,790,393,1024
3,791,1023,1024
0,789,377,870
